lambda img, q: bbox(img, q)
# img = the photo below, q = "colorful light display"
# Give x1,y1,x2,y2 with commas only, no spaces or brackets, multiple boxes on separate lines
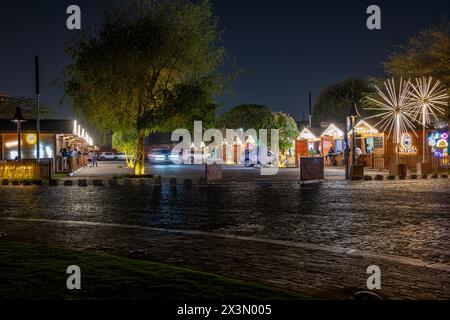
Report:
428,131,448,158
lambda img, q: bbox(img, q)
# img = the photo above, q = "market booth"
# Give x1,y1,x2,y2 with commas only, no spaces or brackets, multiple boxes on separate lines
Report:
349,120,385,168
0,119,95,175
320,123,345,166
295,127,322,161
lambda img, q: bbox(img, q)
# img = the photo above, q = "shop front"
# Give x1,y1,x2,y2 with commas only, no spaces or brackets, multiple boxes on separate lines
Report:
320,123,345,166
349,120,386,168
0,119,95,174
295,127,322,164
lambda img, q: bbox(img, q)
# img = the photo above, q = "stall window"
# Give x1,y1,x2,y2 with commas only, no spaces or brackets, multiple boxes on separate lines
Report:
365,137,374,154
335,140,344,153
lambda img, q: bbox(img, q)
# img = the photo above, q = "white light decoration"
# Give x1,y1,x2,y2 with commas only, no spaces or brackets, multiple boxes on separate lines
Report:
365,78,417,160
351,120,379,135
298,128,317,141
408,77,449,162
321,124,344,139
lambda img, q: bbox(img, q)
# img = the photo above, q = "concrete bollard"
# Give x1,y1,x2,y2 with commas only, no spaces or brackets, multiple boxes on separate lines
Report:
109,179,118,186
64,180,74,186
123,179,133,186
78,179,88,187
93,180,104,187
374,175,384,181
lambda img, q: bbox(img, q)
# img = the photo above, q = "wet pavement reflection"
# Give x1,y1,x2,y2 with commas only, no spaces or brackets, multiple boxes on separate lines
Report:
1,179,449,264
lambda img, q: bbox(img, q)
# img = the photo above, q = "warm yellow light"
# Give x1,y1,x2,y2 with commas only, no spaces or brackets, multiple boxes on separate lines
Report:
26,134,37,145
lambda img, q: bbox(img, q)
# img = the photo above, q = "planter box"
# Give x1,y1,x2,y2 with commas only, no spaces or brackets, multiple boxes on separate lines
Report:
389,163,407,177
350,165,364,179
416,162,432,175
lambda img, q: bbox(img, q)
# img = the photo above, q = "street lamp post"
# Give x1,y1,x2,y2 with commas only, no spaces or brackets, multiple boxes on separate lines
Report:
35,55,41,161
12,106,26,161
345,102,360,179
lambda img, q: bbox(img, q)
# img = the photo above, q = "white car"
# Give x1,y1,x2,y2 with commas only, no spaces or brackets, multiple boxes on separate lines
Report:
240,149,278,167
148,149,180,164
181,151,222,165
115,153,127,161
99,152,116,161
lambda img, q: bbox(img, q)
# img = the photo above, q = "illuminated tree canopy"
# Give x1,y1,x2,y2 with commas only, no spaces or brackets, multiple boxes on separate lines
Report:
61,0,226,175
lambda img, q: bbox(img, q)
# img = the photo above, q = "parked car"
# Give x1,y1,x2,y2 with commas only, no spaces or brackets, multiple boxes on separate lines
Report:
181,151,222,165
240,149,278,167
115,153,127,161
148,149,180,164
99,152,116,161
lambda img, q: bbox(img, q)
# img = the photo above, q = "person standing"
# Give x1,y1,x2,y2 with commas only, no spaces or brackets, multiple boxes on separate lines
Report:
60,147,68,171
93,151,98,168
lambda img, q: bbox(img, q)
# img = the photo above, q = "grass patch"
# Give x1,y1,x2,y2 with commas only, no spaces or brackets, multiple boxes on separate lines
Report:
0,241,303,300
51,174,68,181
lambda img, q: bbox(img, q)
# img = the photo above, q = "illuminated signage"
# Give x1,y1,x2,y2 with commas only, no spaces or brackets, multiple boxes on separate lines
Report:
428,131,448,158
399,134,417,154
26,134,37,145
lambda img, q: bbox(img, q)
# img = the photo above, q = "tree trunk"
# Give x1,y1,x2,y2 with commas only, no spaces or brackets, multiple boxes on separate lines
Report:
134,129,146,175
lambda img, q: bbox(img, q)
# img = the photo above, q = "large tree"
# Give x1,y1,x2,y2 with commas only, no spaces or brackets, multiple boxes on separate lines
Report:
61,0,225,175
215,104,274,130
384,22,450,123
312,78,373,126
267,112,298,161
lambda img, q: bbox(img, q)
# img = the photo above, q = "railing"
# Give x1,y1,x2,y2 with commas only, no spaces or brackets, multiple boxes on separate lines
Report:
368,154,449,171
0,159,52,181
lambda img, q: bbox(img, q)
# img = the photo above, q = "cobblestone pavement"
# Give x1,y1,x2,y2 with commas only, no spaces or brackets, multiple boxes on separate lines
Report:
0,178,449,299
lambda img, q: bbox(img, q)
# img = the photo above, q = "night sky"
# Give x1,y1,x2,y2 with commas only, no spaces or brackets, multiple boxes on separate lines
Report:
0,0,449,120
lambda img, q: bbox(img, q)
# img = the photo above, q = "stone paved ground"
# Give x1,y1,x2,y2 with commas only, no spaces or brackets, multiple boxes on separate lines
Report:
0,174,449,299
72,161,386,181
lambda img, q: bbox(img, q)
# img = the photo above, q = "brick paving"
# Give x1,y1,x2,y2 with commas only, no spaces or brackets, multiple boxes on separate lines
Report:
0,176,449,299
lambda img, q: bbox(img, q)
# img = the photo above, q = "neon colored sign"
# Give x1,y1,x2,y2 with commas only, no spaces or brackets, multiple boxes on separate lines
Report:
428,131,448,158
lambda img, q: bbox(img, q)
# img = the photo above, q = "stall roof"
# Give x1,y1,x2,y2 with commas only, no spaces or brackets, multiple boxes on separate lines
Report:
298,127,323,140
321,123,345,138
0,119,94,146
0,119,74,134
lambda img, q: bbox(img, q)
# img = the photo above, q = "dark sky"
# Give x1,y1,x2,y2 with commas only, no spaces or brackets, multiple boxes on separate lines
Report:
0,0,449,120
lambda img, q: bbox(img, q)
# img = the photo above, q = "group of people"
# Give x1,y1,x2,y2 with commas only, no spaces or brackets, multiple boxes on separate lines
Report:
326,146,364,166
59,147,81,171
59,147,99,171
87,151,98,167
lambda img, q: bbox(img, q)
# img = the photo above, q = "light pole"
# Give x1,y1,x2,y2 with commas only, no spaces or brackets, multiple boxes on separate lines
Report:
12,106,26,161
35,55,41,161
